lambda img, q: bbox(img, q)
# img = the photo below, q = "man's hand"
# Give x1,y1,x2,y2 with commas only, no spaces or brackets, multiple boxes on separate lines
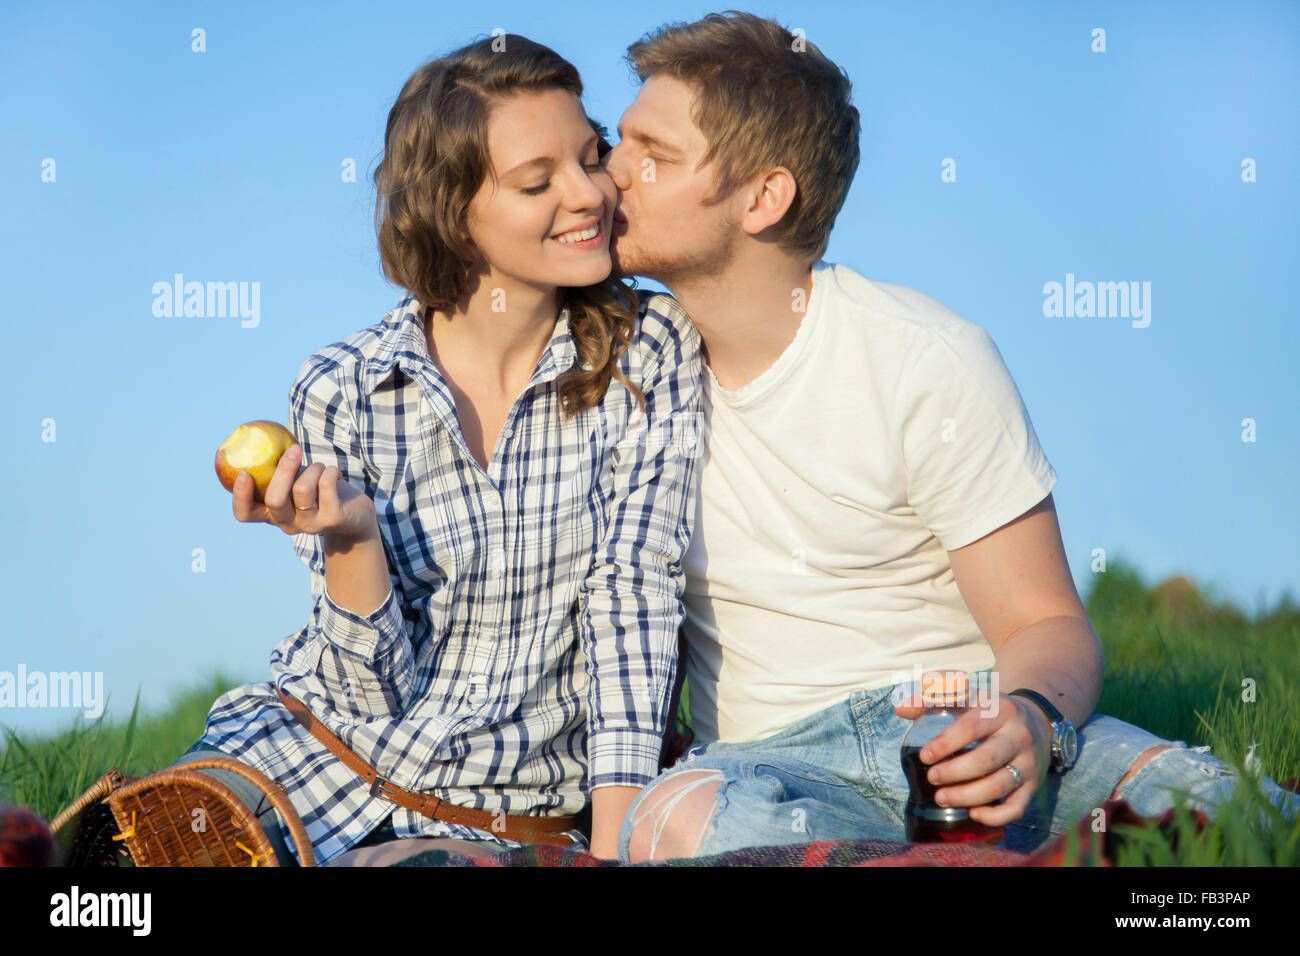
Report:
892,690,1053,827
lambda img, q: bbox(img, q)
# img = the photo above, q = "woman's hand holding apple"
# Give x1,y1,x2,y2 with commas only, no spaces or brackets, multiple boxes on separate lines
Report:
230,441,378,544
218,421,388,622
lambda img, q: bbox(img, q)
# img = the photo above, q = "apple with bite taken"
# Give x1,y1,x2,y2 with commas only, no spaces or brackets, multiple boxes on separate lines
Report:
214,420,297,502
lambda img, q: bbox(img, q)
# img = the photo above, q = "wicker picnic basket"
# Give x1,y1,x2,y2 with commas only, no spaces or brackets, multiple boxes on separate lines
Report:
49,757,315,867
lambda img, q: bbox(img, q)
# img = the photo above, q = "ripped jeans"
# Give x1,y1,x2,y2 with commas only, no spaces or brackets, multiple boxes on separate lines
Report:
617,671,1300,860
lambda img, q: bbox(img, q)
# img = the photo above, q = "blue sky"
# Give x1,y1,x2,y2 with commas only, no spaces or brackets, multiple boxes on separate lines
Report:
2,0,1297,735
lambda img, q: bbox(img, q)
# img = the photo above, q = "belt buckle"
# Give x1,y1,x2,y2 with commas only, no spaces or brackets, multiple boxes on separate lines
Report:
369,775,395,802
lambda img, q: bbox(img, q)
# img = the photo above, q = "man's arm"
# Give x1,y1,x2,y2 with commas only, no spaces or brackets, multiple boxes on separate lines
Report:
901,491,1104,827
946,491,1103,736
892,319,1096,823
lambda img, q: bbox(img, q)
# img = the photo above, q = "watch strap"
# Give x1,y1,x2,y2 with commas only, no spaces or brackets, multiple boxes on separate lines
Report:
1008,688,1075,772
1008,687,1064,725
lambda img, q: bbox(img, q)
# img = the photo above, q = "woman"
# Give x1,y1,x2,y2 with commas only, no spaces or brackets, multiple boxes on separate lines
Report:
176,34,702,865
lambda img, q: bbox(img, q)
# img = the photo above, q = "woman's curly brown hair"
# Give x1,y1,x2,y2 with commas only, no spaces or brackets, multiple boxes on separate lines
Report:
373,34,644,417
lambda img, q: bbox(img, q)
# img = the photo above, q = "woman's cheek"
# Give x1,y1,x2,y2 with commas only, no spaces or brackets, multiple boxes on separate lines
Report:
596,171,617,208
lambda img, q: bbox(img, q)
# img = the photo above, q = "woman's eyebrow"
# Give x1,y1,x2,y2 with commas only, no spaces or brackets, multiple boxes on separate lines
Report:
502,133,601,178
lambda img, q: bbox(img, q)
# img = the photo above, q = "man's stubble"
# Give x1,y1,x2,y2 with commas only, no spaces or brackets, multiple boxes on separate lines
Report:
610,215,738,289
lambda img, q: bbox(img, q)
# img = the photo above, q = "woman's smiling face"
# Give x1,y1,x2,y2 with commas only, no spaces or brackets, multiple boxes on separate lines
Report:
464,87,616,297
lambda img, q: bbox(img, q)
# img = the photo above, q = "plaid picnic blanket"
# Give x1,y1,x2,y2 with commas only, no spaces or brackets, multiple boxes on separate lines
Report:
0,796,1236,867
393,798,1207,867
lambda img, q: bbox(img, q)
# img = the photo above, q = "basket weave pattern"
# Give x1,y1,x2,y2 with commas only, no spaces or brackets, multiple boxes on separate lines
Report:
51,757,315,867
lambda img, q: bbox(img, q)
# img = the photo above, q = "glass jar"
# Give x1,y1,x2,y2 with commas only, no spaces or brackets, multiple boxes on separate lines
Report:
900,671,1006,845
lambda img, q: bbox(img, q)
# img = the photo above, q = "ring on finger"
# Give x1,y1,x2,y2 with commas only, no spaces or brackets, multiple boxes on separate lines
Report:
1003,763,1023,789
294,505,317,511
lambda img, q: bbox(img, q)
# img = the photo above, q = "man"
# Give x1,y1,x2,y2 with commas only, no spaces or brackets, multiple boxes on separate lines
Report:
601,11,1298,860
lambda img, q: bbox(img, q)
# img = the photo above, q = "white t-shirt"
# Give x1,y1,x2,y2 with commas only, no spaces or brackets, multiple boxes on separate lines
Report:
682,260,1059,743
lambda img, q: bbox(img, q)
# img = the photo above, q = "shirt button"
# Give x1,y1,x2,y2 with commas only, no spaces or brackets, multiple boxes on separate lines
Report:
489,548,506,577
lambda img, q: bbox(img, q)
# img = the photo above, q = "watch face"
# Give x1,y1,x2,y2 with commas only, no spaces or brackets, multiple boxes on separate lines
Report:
1061,727,1079,766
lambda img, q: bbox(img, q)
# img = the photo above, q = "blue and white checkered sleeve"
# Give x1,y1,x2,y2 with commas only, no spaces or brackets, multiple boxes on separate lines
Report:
579,296,704,788
283,355,415,717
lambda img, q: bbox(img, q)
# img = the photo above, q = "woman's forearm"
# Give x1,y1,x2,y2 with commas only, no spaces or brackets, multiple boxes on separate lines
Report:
322,520,391,618
590,785,641,858
311,517,415,717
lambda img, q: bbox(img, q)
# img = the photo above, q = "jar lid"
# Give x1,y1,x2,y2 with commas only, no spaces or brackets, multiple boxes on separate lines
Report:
920,670,971,708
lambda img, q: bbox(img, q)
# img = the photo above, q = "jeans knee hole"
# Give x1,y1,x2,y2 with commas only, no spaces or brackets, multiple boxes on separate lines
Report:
1161,745,1233,780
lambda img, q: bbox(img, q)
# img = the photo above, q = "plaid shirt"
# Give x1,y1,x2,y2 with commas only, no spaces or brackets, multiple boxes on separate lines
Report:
196,290,702,865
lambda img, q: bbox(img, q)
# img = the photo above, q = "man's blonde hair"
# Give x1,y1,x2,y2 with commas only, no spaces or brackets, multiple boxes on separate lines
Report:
626,10,860,262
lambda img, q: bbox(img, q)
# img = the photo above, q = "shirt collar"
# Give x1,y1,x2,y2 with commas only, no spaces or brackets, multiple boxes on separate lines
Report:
362,294,578,396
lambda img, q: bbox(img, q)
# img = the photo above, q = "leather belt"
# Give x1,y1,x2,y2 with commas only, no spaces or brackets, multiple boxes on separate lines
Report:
276,689,581,847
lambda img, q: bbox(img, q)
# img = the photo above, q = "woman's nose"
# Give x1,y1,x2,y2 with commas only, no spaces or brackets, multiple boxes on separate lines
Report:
564,164,608,210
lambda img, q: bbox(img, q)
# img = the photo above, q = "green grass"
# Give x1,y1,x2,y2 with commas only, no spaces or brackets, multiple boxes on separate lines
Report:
0,673,246,831
1043,560,1300,865
4,557,1298,865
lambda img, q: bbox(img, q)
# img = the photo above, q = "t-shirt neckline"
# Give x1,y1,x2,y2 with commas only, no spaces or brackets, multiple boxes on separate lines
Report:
706,261,829,407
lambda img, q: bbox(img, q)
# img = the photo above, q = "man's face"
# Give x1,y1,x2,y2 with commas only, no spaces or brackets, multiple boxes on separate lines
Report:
605,74,739,285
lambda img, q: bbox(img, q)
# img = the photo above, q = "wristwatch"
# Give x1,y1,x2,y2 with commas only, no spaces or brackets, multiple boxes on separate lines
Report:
1008,688,1078,773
